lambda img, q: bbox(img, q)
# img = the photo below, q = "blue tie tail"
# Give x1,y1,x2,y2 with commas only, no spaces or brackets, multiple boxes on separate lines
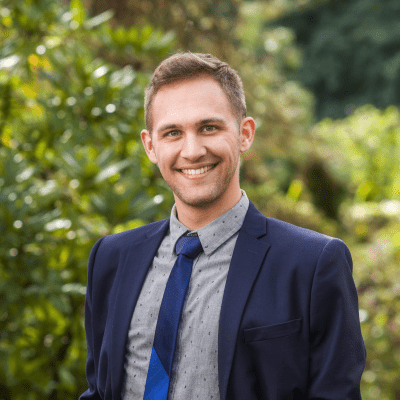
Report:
143,235,203,399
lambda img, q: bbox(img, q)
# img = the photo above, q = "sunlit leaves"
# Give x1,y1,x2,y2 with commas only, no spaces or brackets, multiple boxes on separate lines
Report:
84,10,114,30
310,105,400,399
70,0,86,27
313,105,400,202
2,0,400,399
0,0,173,398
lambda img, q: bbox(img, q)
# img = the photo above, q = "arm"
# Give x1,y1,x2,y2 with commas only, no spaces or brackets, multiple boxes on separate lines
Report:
308,238,366,399
79,238,105,400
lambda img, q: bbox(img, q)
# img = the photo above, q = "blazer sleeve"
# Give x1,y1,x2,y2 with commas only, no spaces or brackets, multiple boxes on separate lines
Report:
79,237,105,400
308,238,366,399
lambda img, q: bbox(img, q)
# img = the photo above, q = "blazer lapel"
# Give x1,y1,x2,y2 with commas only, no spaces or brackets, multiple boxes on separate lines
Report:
218,202,270,400
109,219,169,400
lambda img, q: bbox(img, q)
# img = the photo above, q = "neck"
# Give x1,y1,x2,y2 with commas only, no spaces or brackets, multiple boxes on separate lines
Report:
174,187,242,230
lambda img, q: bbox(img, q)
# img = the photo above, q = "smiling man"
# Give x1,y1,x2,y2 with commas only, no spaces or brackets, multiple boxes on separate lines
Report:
141,73,254,228
80,52,366,400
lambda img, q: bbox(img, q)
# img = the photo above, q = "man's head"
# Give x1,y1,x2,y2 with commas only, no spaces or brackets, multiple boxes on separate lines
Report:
144,52,247,133
141,52,255,223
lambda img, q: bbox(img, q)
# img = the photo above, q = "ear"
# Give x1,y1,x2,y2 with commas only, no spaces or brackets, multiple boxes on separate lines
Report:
239,117,256,153
141,129,158,164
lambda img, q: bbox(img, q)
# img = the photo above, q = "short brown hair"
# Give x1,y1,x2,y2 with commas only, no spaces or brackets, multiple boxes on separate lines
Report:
144,52,246,132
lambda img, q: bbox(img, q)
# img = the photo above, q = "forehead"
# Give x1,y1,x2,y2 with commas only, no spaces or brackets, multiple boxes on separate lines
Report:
151,76,235,129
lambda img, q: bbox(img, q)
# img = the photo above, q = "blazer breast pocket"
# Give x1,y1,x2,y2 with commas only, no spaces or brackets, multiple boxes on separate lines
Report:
244,318,302,343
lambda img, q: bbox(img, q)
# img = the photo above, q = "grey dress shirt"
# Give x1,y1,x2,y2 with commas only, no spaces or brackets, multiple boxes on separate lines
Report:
121,191,249,400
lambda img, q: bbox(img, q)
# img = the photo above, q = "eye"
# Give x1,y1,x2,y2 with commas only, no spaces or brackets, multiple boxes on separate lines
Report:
202,125,218,132
166,130,180,137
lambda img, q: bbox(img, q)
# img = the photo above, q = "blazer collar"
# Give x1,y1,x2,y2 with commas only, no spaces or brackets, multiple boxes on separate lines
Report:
110,219,169,399
240,200,268,238
218,201,271,400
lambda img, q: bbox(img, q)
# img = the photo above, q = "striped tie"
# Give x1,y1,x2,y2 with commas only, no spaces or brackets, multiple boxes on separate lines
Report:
143,234,203,400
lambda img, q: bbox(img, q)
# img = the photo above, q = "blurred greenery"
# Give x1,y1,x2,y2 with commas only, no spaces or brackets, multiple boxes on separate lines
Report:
0,0,399,399
272,0,400,120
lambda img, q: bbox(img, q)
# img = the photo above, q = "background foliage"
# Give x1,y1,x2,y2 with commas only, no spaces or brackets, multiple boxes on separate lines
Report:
0,0,399,399
273,0,400,120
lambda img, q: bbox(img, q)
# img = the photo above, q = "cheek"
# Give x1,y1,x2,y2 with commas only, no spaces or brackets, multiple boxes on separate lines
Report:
154,149,174,170
212,136,239,153
224,140,241,159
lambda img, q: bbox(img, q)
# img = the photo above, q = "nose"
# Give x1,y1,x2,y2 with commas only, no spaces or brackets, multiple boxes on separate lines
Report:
180,133,207,160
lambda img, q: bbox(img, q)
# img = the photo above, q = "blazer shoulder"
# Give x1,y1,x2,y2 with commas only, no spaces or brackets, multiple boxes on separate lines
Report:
101,218,168,247
265,216,335,251
86,219,169,288
245,201,338,250
91,219,169,265
262,217,351,275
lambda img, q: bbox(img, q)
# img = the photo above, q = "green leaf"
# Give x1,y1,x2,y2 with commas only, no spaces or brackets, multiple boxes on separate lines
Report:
110,65,136,88
158,31,176,48
94,159,133,183
70,0,86,25
84,10,114,29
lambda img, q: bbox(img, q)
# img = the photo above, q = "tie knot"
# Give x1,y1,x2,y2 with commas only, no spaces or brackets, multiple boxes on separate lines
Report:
175,235,203,259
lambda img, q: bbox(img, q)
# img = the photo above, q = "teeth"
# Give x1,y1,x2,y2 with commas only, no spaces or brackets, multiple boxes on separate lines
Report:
181,164,215,175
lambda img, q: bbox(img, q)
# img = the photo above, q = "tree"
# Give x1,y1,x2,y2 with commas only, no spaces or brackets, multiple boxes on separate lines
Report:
0,0,174,398
2,0,399,398
311,106,400,400
271,0,400,120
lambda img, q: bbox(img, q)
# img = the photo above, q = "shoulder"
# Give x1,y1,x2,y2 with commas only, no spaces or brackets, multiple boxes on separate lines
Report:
246,201,349,264
90,219,169,262
265,216,332,247
101,219,168,247
245,201,333,248
264,216,351,269
86,219,169,289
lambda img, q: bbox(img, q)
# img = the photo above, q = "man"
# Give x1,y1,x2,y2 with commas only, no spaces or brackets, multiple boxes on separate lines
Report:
80,52,366,400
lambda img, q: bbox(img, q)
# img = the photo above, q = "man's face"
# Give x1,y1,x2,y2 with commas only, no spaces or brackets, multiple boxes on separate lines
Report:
141,75,254,209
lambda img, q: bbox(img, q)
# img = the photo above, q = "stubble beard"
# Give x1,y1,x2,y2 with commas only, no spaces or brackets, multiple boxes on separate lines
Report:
167,161,239,209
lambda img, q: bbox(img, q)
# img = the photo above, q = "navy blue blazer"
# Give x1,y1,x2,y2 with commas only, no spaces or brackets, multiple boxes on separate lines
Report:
80,201,366,400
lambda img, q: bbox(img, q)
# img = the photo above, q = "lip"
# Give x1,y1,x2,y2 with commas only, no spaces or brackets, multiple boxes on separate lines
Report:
178,163,218,177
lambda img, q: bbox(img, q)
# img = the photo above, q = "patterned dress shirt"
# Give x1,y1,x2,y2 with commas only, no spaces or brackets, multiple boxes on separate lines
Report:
121,191,249,400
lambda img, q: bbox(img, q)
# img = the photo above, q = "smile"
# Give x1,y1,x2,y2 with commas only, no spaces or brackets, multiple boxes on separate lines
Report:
180,164,217,176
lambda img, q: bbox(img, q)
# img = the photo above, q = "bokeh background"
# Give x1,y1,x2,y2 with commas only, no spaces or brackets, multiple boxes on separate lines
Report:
1,0,399,398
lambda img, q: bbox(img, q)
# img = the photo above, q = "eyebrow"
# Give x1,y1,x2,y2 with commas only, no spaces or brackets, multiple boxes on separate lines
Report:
156,117,227,134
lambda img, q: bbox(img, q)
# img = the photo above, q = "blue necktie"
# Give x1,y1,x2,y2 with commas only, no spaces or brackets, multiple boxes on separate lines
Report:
143,234,203,400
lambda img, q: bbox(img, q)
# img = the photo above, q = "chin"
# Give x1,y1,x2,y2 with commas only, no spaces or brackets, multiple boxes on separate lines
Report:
175,189,225,209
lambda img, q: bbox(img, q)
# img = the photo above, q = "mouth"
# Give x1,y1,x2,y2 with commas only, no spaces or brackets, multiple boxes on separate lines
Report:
179,163,218,176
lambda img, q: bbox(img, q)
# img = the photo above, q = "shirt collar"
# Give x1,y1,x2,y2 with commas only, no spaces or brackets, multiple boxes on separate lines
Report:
169,190,249,256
